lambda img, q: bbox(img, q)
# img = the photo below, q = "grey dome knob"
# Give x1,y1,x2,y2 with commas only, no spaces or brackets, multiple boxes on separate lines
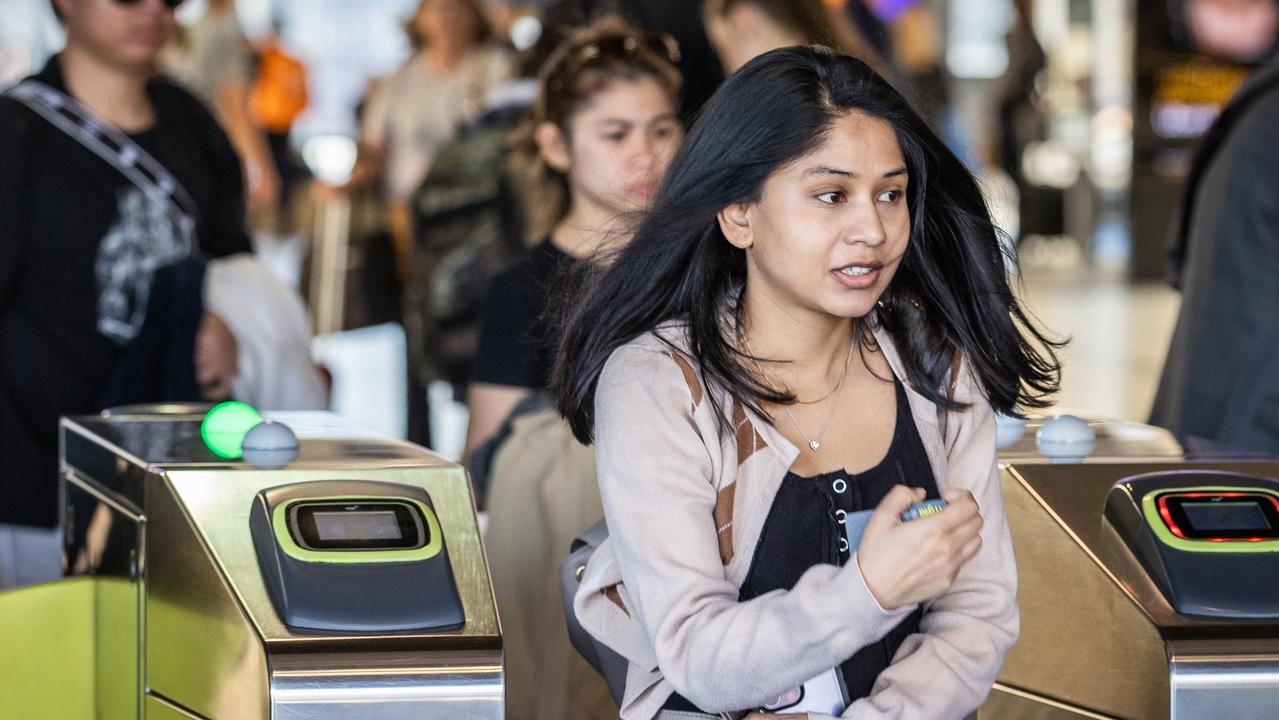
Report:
995,412,1027,450
1036,414,1096,462
242,420,299,469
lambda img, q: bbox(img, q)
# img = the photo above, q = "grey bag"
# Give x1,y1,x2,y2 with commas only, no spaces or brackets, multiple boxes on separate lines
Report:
560,519,629,707
561,537,742,720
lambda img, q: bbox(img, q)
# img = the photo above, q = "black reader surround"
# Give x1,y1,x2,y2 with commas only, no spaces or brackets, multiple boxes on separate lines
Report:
1105,470,1279,619
250,480,466,634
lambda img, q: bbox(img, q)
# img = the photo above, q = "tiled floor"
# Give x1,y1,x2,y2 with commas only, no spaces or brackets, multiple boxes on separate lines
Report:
1017,264,1181,422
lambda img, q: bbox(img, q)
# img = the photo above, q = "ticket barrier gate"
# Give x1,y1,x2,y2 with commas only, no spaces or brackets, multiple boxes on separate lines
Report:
980,416,1279,719
3,408,502,719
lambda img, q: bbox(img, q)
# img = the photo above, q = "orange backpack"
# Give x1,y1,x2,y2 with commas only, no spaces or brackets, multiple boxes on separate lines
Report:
249,46,307,133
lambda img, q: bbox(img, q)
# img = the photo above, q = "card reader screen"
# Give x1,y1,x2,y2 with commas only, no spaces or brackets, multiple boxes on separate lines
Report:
1161,493,1279,540
314,510,402,541
1182,501,1271,532
290,501,427,550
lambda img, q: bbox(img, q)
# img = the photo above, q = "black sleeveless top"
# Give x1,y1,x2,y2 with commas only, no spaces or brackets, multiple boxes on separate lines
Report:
663,378,941,714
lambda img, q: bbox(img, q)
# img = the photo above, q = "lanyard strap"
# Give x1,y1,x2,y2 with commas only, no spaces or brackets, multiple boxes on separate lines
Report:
5,79,198,243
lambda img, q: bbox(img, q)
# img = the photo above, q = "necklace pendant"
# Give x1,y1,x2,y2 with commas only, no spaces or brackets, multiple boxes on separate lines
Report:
809,440,820,451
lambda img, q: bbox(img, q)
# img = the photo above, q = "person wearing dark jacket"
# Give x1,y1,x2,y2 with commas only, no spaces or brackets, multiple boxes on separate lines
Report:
1150,48,1279,453
0,0,247,587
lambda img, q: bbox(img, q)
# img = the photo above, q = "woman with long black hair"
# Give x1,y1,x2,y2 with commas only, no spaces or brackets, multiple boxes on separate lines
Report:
555,46,1061,719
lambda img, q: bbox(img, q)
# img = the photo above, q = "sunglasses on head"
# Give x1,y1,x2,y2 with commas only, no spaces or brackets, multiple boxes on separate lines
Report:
547,31,682,91
113,0,187,9
578,33,682,65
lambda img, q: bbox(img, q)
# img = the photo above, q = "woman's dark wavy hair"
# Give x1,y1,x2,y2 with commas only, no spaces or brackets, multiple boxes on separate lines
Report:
554,45,1062,444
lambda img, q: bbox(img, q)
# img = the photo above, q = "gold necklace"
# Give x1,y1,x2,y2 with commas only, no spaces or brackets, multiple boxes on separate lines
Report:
789,378,843,405
736,324,847,404
741,329,855,452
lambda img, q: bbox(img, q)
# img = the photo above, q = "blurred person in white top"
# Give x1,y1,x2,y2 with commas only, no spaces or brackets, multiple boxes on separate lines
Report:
359,0,512,277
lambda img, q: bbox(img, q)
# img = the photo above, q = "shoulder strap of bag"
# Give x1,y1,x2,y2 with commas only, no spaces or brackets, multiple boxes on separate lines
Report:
4,80,197,244
570,518,610,555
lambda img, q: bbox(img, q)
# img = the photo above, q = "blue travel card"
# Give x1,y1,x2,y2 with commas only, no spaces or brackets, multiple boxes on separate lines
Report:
844,499,949,550
843,509,875,550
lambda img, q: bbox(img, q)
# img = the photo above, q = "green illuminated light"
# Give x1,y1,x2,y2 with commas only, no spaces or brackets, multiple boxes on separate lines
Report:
201,401,262,459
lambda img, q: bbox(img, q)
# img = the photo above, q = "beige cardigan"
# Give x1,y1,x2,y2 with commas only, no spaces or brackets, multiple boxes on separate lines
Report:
573,323,1019,719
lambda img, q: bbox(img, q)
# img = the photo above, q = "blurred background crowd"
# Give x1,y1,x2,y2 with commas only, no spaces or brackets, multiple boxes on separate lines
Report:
4,0,1275,451
3,0,1278,713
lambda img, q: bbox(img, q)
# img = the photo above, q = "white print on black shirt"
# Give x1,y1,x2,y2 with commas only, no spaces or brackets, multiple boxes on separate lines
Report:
95,187,192,345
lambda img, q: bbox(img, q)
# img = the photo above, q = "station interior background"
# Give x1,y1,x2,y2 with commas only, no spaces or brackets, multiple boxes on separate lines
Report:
0,0,1259,459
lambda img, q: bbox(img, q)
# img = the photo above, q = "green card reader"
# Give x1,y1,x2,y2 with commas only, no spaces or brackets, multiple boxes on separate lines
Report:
250,480,465,633
1105,470,1279,619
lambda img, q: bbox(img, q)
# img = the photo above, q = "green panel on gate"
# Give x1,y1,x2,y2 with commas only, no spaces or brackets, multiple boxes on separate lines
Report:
0,577,96,720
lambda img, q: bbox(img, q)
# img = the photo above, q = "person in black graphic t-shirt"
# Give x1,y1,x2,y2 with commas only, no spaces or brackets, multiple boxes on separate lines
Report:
0,0,249,585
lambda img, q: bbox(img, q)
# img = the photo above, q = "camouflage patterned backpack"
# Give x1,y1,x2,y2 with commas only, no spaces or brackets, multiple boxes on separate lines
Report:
407,112,528,391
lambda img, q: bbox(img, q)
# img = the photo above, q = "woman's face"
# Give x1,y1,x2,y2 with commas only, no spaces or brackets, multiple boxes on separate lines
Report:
417,0,478,48
548,77,683,219
725,111,911,321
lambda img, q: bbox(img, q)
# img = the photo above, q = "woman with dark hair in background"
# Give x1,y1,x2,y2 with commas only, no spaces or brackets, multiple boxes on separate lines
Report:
463,19,683,460
533,0,727,121
556,46,1061,719
473,19,684,720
